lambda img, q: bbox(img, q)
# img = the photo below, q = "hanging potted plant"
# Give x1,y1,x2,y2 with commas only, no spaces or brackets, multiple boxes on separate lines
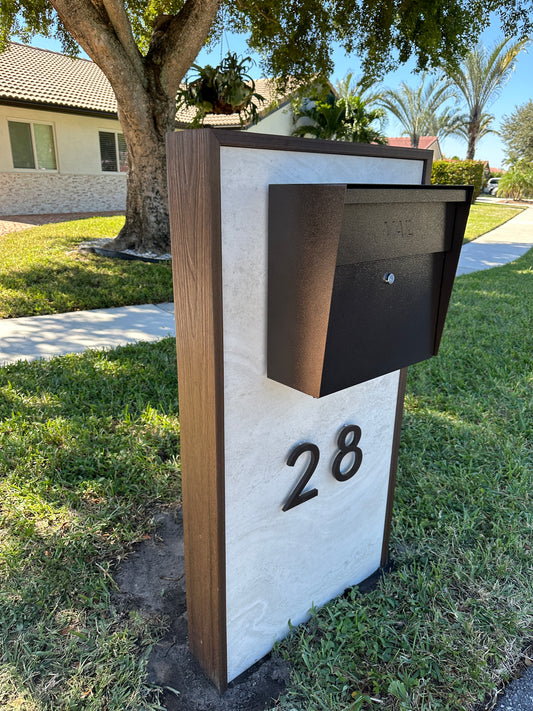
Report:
177,52,265,127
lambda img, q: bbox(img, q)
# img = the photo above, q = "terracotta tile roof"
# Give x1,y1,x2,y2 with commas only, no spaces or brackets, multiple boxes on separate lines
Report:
0,42,289,126
0,42,117,114
386,136,438,149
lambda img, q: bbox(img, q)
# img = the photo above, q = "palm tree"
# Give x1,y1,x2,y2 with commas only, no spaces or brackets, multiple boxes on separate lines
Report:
335,71,384,109
446,38,528,159
379,73,459,148
292,91,386,144
452,110,497,148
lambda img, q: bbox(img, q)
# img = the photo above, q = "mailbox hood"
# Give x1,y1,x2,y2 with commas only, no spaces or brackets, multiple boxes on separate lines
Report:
267,183,474,397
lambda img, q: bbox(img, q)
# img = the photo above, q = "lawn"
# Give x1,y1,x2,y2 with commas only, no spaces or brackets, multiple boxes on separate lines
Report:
0,216,173,319
0,204,525,319
0,245,532,709
463,202,524,243
274,249,533,710
0,339,181,709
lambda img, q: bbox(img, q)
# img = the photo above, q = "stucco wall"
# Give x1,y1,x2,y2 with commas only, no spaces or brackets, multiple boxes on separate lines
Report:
0,101,296,215
0,104,126,215
246,103,294,136
0,104,124,174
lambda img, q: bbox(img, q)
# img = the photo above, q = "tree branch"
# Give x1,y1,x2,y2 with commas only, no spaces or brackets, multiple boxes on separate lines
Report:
147,0,223,97
100,0,144,79
50,0,148,115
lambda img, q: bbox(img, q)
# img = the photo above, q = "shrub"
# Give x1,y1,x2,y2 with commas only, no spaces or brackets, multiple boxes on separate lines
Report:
496,165,533,200
431,159,484,202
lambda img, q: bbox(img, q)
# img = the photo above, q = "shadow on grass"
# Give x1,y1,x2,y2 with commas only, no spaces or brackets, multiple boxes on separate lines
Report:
0,257,173,318
0,339,181,707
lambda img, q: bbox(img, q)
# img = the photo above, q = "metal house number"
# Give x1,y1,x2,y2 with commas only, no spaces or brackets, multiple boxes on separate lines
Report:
282,425,363,511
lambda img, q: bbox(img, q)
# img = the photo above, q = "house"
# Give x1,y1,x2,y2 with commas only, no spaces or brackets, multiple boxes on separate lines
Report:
482,161,506,178
0,43,128,216
0,43,294,216
386,136,443,161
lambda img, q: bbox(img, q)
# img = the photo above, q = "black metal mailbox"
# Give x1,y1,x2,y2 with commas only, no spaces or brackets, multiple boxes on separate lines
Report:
267,183,473,398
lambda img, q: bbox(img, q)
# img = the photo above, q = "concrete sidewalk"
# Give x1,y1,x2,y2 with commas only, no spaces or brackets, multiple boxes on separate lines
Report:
0,303,175,365
0,206,531,366
456,205,533,275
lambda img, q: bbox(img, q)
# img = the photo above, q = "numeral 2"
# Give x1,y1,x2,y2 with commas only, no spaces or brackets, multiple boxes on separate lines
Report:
282,443,319,512
283,425,363,511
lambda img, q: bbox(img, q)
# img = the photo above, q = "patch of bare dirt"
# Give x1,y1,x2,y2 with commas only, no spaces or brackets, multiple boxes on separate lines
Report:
112,510,289,711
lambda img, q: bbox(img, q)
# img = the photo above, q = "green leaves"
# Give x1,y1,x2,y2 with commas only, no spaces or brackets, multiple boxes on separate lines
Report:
431,159,485,202
292,91,386,144
445,38,529,159
379,73,460,148
497,165,533,200
500,99,533,166
176,52,265,127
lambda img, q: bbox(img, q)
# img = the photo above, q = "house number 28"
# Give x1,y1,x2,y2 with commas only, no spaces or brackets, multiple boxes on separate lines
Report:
282,425,363,512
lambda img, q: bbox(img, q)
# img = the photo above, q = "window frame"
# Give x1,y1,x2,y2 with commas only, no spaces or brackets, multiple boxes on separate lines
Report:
7,118,58,172
98,129,128,174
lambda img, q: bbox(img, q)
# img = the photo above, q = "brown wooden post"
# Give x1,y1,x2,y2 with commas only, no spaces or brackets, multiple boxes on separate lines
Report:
167,130,227,690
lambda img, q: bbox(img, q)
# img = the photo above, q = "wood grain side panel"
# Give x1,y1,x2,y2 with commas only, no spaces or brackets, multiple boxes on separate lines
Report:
421,150,433,185
381,367,408,568
166,130,227,690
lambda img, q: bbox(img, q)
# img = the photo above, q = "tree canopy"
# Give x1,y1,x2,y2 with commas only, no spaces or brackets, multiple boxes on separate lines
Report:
500,100,533,166
2,1,532,81
1,1,532,253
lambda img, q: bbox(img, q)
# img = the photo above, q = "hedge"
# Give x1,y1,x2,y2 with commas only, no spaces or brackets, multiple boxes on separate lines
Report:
431,160,484,202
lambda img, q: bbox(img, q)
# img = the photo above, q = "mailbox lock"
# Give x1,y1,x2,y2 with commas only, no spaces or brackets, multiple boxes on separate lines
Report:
383,272,395,284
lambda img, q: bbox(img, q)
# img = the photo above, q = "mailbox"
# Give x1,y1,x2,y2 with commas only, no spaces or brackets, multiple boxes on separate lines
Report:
268,183,473,397
167,129,466,692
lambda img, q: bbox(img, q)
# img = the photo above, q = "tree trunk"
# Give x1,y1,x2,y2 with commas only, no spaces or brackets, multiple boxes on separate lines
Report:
49,0,223,256
110,97,175,254
466,110,480,160
466,130,477,160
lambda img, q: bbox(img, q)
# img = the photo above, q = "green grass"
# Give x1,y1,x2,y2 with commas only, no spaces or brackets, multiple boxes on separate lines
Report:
0,230,531,710
0,339,181,709
463,203,524,243
0,205,525,319
273,250,533,710
0,217,173,319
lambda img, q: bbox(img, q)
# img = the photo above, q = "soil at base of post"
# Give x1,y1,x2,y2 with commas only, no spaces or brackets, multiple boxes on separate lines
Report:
112,510,290,710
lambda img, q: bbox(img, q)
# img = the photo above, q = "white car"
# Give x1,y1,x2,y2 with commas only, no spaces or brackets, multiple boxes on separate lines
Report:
484,177,500,194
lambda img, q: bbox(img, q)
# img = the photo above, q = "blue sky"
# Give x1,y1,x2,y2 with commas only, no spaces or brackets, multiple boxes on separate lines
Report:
28,14,531,169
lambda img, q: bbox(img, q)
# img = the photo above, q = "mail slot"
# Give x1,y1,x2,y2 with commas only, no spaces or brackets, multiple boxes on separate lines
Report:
268,183,473,397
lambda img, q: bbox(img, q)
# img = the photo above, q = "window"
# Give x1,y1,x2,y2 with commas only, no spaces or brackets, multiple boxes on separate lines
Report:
8,120,57,170
99,131,127,172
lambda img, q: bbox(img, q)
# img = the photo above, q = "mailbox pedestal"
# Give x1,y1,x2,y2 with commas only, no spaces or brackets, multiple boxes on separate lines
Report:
166,130,471,691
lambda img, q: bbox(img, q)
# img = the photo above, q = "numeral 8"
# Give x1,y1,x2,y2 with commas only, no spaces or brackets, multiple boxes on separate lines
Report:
332,425,363,481
283,425,363,510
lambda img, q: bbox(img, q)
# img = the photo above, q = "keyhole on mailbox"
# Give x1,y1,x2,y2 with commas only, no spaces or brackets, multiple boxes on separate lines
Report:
383,272,395,284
